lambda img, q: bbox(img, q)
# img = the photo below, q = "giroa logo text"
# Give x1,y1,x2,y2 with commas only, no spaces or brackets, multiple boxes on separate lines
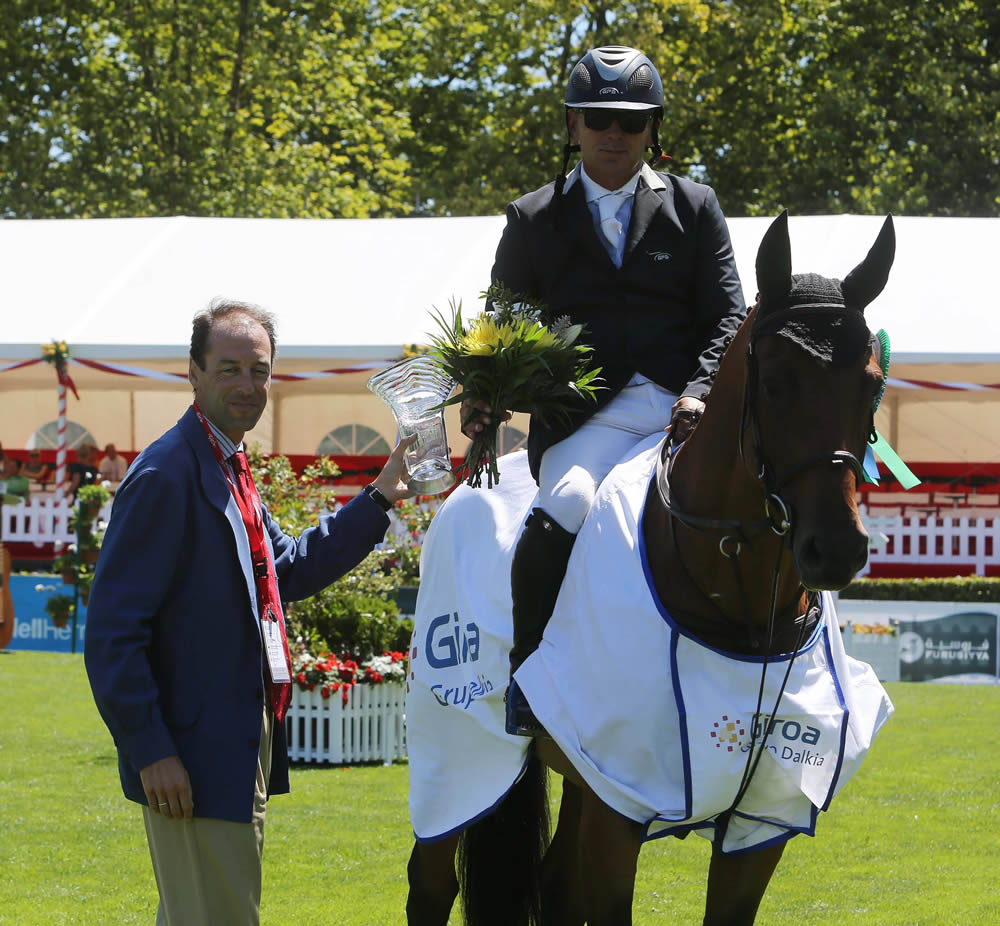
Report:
425,612,481,668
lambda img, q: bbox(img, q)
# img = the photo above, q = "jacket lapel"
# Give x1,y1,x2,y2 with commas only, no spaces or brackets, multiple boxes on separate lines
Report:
179,407,259,619
623,178,671,266
562,183,615,268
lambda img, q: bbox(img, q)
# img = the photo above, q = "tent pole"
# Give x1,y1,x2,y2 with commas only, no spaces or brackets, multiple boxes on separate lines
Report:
129,391,136,452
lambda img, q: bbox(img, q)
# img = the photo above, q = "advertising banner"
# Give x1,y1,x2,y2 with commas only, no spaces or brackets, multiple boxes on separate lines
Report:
837,599,1000,684
898,612,998,683
5,575,86,653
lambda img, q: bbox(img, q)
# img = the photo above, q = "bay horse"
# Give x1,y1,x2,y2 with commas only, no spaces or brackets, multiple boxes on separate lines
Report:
405,211,897,925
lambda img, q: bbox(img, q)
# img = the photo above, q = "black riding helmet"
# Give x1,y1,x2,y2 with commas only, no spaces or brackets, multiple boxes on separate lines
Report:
556,46,666,192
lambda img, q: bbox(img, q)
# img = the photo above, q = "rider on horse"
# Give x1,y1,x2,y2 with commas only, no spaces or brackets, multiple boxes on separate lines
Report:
464,45,749,735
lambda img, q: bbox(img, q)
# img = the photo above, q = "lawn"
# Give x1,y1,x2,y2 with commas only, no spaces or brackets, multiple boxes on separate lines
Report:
0,653,997,924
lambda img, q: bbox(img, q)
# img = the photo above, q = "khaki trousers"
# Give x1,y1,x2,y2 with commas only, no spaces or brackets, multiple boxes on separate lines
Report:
142,709,274,925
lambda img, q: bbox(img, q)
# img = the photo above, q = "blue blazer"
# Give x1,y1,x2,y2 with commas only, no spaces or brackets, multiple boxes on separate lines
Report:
85,407,391,823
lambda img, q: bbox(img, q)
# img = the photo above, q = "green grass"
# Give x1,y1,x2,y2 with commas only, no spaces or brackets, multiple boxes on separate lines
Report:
1,654,997,924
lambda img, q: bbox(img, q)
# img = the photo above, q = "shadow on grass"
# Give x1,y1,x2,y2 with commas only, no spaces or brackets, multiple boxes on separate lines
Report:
288,758,409,773
80,752,119,767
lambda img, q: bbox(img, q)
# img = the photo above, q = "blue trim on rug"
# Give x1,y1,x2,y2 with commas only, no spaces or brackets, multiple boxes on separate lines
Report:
413,751,532,844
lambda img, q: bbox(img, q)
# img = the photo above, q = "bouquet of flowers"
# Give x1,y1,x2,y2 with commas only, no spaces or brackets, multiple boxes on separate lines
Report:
428,284,602,488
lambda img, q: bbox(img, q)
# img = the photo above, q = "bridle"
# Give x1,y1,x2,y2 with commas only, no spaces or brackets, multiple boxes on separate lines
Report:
654,303,878,835
657,305,878,560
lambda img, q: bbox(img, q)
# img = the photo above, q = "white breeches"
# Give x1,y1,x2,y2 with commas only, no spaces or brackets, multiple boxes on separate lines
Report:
538,381,678,534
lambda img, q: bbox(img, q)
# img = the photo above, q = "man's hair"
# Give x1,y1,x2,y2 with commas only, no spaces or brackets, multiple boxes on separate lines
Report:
190,298,278,370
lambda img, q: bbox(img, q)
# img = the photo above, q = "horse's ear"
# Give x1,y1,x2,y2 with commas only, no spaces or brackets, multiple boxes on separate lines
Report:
841,215,895,313
755,210,792,311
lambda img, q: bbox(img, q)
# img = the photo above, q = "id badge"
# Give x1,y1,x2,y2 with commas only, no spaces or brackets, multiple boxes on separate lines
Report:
261,609,291,683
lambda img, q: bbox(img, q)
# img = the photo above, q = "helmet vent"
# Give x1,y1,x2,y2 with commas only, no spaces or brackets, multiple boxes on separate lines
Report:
628,65,654,91
570,62,592,91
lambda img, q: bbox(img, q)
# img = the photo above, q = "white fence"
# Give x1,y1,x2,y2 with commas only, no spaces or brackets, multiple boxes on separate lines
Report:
6,497,998,581
1,497,113,546
284,682,406,766
860,505,999,576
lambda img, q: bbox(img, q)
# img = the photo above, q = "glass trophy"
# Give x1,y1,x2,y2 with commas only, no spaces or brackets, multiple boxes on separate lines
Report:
367,356,457,495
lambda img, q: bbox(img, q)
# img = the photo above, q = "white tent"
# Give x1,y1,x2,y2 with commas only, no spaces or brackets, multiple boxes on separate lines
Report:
2,214,998,462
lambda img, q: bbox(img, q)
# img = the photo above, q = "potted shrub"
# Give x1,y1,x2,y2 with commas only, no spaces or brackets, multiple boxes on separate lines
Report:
45,593,75,628
53,552,77,585
78,536,101,565
77,565,95,606
77,483,111,521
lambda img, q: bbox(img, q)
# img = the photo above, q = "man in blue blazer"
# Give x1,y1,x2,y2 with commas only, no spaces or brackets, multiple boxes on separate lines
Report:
85,298,414,924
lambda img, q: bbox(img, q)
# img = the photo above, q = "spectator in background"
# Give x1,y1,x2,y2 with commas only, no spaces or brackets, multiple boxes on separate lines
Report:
0,456,31,500
98,443,128,483
22,449,53,485
67,442,100,500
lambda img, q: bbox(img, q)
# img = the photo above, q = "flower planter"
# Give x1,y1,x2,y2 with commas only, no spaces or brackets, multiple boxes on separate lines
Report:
79,549,100,565
81,502,102,520
284,682,406,766
80,588,90,606
50,615,70,628
61,569,76,585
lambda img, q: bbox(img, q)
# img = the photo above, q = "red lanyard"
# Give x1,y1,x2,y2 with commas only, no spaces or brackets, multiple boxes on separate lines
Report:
192,404,275,610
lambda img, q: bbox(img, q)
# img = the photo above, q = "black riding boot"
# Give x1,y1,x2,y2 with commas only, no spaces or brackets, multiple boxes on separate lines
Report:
505,508,576,736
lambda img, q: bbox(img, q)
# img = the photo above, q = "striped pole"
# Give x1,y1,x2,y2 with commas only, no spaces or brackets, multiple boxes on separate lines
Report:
55,379,68,497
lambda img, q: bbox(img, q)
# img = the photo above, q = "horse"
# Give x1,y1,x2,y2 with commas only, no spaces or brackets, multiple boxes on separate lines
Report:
404,210,897,925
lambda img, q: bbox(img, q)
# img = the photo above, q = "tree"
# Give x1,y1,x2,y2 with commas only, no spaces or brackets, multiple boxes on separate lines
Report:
2,0,997,219
0,0,416,217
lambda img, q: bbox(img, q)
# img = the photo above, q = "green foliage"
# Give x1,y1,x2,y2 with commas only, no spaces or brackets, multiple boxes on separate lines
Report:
76,484,111,507
841,576,1000,601
245,445,411,658
386,498,436,585
43,593,74,619
5,1,996,219
0,0,415,218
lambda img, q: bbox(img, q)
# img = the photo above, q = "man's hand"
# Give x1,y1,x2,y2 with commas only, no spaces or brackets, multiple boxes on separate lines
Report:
665,396,705,446
370,434,418,504
460,396,511,439
140,755,194,821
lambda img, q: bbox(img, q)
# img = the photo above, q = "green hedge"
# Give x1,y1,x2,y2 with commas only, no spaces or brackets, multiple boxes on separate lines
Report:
840,577,1000,602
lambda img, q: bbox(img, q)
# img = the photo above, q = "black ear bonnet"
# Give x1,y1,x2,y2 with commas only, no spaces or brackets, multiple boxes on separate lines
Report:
752,211,895,368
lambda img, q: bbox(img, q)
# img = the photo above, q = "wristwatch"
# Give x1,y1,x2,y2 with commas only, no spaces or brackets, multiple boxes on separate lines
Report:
362,483,393,512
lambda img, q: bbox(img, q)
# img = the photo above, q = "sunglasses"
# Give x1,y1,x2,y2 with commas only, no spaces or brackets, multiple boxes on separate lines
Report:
582,109,652,134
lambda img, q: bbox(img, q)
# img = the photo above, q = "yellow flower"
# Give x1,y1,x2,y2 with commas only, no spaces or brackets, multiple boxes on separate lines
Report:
460,318,509,355
529,328,561,352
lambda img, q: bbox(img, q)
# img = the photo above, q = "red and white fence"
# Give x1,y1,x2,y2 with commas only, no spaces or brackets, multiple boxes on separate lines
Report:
860,505,999,577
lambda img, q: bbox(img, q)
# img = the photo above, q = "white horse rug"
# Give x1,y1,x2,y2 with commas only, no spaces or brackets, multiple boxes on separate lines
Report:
407,437,893,854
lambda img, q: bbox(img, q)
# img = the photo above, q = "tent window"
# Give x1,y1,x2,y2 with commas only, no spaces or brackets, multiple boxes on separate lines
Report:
499,425,527,454
317,424,391,456
28,421,97,451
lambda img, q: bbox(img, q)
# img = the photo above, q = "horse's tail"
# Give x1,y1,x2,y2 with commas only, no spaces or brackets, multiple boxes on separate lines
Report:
457,754,550,926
